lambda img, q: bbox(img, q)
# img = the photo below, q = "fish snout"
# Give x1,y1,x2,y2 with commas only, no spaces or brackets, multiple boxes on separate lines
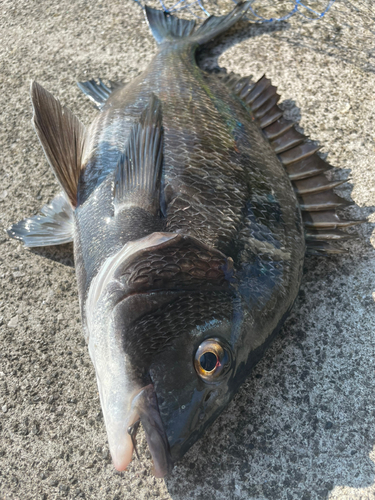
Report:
134,385,174,478
105,383,173,477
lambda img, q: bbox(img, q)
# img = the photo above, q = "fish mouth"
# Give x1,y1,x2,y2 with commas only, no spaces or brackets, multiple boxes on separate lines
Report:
108,384,173,478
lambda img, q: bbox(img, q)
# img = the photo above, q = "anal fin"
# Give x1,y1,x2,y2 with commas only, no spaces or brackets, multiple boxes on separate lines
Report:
7,192,74,247
114,94,163,216
77,78,123,110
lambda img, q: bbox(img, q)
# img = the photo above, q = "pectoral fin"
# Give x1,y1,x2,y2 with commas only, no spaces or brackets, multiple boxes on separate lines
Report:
114,94,163,216
31,81,85,207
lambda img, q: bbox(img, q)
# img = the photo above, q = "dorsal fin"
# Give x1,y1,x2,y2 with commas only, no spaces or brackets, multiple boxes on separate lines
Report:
219,72,366,255
114,94,163,216
31,81,85,207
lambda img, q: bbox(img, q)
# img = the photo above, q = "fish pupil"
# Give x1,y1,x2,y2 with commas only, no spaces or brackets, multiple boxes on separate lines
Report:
200,352,217,372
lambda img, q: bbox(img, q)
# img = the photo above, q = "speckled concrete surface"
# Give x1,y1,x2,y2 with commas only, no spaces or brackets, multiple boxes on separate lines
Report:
1,1,375,499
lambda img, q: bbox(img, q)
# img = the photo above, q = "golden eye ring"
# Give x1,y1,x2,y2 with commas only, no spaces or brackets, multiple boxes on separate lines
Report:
194,338,231,382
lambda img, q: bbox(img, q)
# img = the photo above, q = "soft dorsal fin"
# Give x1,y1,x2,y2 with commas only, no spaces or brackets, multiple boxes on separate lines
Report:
114,94,163,216
31,81,86,207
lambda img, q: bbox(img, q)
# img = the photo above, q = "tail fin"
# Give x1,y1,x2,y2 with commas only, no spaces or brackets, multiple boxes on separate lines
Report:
145,2,251,46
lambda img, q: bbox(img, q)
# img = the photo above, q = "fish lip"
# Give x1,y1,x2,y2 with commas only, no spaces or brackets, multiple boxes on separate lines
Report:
106,383,173,476
135,384,174,478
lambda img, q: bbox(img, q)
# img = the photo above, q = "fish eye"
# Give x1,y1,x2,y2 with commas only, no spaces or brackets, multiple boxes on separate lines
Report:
194,338,231,382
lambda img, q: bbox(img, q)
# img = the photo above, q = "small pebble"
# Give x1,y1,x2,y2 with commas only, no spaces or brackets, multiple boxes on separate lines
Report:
2,405,7,413
17,303,25,314
340,102,351,114
7,315,18,328
12,271,25,278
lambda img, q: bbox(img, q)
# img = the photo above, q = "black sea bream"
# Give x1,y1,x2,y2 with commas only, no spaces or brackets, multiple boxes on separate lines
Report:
8,1,361,478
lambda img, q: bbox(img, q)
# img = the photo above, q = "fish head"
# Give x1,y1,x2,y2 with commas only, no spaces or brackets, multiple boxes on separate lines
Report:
148,309,237,463
83,231,239,476
84,233,178,477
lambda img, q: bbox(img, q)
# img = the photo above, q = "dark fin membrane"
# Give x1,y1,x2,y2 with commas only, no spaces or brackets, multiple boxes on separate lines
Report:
299,191,351,212
305,240,347,255
77,78,123,110
114,94,163,216
305,230,355,241
145,2,250,46
302,211,364,229
31,81,85,207
7,192,74,247
294,176,346,195
220,73,365,255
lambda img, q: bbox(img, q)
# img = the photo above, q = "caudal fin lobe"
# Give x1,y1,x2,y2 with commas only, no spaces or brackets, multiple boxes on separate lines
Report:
145,1,251,46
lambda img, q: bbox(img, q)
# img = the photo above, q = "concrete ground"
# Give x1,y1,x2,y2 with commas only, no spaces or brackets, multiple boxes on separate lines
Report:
1,0,375,499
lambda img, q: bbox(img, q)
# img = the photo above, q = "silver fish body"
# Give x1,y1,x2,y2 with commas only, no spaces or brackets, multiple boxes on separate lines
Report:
9,2,357,478
73,6,304,474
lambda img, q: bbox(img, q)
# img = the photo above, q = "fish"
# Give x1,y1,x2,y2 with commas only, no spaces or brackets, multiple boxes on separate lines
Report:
7,1,362,478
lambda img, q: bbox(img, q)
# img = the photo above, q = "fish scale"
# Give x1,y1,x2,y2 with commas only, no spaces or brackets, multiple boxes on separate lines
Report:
82,47,268,252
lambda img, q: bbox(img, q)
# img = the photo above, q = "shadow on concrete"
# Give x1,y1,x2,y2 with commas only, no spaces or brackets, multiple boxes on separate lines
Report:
197,20,290,72
29,243,74,268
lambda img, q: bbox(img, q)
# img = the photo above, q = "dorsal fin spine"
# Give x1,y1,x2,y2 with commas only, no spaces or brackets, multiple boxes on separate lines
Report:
219,72,365,255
